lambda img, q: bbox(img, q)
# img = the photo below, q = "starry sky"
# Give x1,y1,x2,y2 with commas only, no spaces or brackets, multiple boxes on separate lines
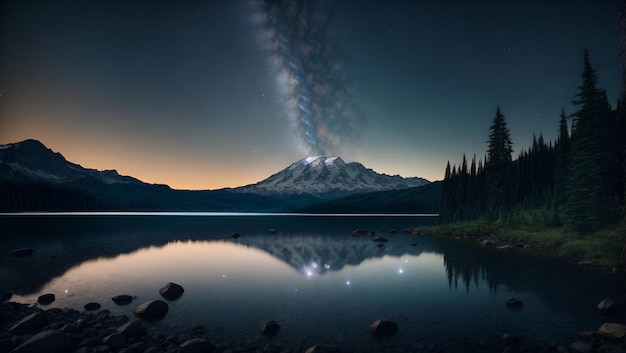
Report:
0,0,621,190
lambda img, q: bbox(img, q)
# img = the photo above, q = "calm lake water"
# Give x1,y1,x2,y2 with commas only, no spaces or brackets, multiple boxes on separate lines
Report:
0,213,623,352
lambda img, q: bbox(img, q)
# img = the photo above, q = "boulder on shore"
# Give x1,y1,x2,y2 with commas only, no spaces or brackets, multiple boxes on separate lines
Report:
369,320,398,337
112,295,133,305
159,282,184,300
11,248,34,257
260,320,280,336
598,323,626,339
9,312,49,333
9,329,66,353
133,300,169,321
597,299,615,314
37,293,55,305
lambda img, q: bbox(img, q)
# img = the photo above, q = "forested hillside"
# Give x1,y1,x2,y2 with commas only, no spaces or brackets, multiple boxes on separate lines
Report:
439,51,626,234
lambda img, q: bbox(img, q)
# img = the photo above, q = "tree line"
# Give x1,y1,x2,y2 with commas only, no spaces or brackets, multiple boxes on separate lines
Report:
439,51,626,234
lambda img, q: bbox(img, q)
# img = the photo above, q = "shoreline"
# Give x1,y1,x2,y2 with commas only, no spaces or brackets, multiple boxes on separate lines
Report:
411,220,625,274
2,300,626,353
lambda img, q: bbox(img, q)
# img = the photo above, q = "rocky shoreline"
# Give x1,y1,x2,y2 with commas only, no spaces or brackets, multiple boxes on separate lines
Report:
2,297,626,353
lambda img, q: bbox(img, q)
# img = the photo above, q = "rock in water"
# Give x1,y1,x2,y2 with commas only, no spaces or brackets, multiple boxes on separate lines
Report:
505,298,523,307
37,293,55,305
159,282,184,300
373,237,389,243
598,323,626,339
11,248,34,257
260,320,280,336
597,298,615,314
112,295,133,305
369,320,398,337
10,329,66,353
84,302,101,311
133,300,169,321
231,232,241,239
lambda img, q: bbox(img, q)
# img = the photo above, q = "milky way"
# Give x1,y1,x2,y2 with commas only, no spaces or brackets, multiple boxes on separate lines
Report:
250,0,357,156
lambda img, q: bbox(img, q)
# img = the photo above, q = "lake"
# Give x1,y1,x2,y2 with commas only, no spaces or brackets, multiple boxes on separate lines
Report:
0,213,623,352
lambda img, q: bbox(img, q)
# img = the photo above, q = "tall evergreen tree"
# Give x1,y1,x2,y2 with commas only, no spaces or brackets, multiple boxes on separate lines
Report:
567,51,619,233
555,108,571,209
485,107,513,222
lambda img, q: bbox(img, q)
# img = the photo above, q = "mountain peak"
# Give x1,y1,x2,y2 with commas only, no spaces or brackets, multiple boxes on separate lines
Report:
238,156,429,198
298,156,345,167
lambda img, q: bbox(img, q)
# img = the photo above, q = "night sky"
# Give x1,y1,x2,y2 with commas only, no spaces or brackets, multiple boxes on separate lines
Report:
0,0,621,190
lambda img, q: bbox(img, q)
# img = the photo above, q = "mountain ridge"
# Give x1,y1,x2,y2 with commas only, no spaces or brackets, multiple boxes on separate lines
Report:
0,139,437,213
235,155,429,198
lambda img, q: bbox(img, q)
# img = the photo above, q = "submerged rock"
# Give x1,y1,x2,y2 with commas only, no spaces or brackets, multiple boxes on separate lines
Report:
569,341,592,353
369,320,398,337
112,295,133,305
37,293,55,305
505,298,523,307
500,333,519,345
11,248,34,257
133,300,169,321
373,237,389,243
352,229,368,236
260,320,280,336
159,282,184,300
597,299,615,315
231,232,241,239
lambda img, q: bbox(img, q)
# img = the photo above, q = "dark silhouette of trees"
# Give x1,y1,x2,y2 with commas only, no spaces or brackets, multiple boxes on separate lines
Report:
439,52,625,234
485,107,513,222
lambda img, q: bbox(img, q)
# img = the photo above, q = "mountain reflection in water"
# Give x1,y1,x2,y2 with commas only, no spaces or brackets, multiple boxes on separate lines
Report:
1,214,622,352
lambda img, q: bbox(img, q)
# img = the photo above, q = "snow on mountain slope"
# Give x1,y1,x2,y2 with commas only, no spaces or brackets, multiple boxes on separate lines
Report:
237,155,429,197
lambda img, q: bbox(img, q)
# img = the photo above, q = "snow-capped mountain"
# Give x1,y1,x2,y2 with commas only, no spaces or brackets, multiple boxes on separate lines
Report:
236,155,429,197
0,139,142,185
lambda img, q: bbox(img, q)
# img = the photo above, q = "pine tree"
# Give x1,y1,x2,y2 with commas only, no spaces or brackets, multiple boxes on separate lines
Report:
485,107,513,222
567,51,619,233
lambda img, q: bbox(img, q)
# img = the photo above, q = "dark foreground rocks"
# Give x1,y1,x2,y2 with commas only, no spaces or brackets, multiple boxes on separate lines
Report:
368,319,398,337
159,282,184,301
3,299,626,353
260,320,280,336
133,300,169,321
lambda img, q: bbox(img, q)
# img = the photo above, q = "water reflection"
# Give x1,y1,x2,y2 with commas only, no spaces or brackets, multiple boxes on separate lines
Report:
1,215,623,352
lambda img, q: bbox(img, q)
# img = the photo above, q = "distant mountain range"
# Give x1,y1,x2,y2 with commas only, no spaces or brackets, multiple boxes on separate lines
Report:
0,139,439,213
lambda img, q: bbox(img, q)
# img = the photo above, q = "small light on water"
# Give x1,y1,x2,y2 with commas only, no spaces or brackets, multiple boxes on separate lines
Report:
398,268,404,274
346,280,351,286
65,289,68,294
222,274,226,278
